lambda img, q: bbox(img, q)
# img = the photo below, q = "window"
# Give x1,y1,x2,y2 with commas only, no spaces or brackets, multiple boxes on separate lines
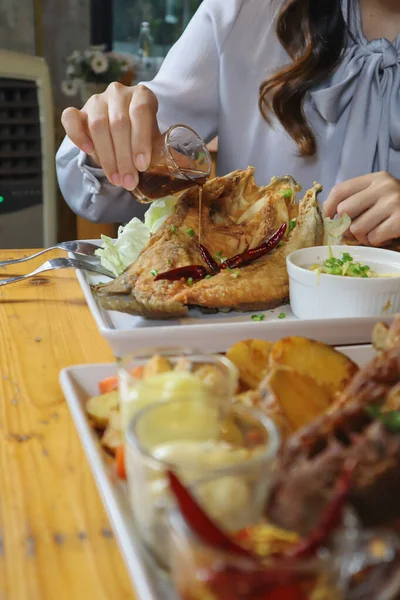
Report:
112,0,203,57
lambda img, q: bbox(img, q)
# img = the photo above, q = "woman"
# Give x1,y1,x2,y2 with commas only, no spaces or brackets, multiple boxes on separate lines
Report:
56,0,400,247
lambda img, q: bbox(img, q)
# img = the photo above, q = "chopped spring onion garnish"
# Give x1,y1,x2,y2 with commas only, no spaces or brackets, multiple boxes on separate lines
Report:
310,249,376,278
251,314,265,322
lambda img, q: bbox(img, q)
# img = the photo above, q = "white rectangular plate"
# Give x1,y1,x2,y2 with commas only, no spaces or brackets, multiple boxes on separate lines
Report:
59,344,376,600
74,242,394,357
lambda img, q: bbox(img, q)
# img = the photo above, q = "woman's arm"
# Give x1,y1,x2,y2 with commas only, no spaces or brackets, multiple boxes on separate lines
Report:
56,0,243,224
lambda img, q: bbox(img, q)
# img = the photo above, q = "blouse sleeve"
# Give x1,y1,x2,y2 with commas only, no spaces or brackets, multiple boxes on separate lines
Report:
55,0,244,224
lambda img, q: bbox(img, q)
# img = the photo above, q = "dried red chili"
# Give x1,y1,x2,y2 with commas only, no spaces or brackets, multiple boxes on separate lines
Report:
154,265,208,282
221,222,287,270
167,471,256,559
197,243,219,273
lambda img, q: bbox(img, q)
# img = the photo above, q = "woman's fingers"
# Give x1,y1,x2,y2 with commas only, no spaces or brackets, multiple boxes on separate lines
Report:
367,218,399,247
61,83,160,190
349,205,387,246
333,187,380,221
85,95,117,182
323,174,375,218
108,83,137,189
129,85,159,172
61,107,94,155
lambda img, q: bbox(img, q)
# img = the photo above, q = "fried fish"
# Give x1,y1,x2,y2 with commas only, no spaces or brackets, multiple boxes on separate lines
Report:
95,167,324,319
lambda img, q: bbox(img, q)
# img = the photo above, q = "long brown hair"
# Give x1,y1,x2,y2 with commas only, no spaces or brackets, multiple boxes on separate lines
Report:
260,0,350,156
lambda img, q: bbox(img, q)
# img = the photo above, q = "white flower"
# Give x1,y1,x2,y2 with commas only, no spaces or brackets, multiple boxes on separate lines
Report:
68,50,81,61
66,64,76,76
61,79,79,96
91,52,109,74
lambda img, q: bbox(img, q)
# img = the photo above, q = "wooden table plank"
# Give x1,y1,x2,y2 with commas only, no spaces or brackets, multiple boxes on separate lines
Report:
0,250,134,600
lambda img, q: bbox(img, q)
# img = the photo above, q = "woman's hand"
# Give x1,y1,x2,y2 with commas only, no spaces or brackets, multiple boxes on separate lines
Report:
61,83,159,191
324,172,400,247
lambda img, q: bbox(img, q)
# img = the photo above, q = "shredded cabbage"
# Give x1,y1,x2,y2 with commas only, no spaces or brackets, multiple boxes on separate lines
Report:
95,197,178,277
95,217,150,277
323,213,351,246
144,196,178,233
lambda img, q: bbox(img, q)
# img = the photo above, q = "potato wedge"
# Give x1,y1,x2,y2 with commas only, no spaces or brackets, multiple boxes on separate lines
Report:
269,337,358,396
142,354,173,379
226,339,273,390
266,367,333,431
86,390,119,429
101,423,123,455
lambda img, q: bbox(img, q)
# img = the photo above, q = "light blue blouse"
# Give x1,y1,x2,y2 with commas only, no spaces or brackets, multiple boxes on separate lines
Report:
56,0,400,223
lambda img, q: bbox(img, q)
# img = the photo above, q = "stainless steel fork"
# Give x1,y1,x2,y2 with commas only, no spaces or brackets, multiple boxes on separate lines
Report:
0,257,114,287
0,241,101,267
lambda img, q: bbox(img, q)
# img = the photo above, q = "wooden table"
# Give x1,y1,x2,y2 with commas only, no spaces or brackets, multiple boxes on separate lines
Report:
0,249,134,600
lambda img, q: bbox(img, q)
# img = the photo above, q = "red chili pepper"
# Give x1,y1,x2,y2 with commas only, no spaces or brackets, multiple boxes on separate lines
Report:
154,265,208,282
197,243,219,273
221,222,287,270
280,461,355,560
167,471,257,559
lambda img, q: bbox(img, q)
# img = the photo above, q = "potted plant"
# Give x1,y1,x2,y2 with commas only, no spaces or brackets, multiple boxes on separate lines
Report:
61,45,134,104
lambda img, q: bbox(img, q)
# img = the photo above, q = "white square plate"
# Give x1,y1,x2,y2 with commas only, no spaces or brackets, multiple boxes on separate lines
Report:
60,344,376,599
74,243,394,357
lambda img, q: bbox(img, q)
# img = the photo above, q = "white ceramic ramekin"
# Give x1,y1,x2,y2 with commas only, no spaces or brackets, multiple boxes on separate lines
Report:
287,245,400,319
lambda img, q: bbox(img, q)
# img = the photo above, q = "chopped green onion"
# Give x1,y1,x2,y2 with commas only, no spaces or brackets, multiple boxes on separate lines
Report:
277,241,284,248
311,249,376,278
251,314,265,322
187,277,193,286
282,189,293,199
150,269,158,277
278,313,286,319
185,228,195,238
170,225,177,233
289,218,297,231
205,274,212,279
232,271,240,278
214,250,227,263
366,405,400,433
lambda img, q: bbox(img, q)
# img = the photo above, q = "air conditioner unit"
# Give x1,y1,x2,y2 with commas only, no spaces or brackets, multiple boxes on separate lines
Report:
0,50,57,248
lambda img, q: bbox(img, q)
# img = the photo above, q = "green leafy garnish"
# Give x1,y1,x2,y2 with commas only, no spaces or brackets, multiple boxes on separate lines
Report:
205,274,212,279
281,189,293,199
289,218,297,232
150,269,159,277
232,271,240,279
170,224,177,233
366,405,400,433
278,313,286,319
185,228,195,238
214,250,227,264
278,241,284,248
251,314,265,322
310,248,376,278
226,267,232,272
187,277,194,286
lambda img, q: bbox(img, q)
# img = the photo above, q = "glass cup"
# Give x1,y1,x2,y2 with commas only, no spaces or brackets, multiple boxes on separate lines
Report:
125,399,280,571
169,508,400,600
130,124,212,203
118,346,239,435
